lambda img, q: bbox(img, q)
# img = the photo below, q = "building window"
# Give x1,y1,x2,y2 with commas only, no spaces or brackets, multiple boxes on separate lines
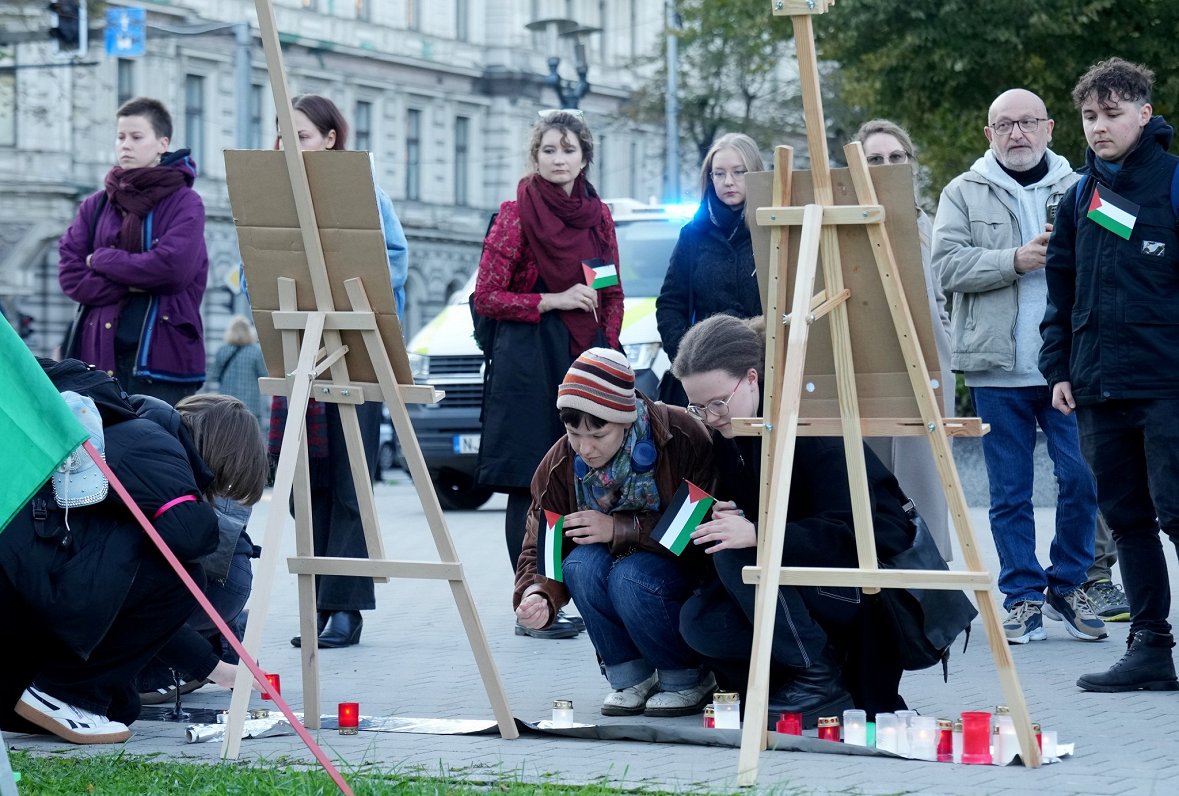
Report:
406,109,421,201
407,0,421,31
454,116,469,206
0,73,14,147
354,100,372,152
184,74,205,166
455,0,468,41
302,0,318,10
117,59,135,105
249,84,265,149
355,0,370,21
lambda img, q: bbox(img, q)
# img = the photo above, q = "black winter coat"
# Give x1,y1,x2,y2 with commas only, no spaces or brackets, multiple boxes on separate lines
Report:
656,203,761,360
1041,116,1179,404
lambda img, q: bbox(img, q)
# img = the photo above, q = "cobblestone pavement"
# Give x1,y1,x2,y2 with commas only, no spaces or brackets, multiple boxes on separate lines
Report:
7,460,1177,795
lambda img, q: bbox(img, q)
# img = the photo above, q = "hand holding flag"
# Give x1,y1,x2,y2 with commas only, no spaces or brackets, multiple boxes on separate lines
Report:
581,258,618,325
537,510,565,582
650,481,716,555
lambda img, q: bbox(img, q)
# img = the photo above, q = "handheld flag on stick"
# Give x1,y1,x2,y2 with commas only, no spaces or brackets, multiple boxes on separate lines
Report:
650,480,716,555
0,319,87,530
1087,185,1139,240
537,510,565,582
582,259,619,290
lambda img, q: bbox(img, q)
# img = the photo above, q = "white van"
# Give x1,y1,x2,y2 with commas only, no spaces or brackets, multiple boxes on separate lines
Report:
401,199,694,509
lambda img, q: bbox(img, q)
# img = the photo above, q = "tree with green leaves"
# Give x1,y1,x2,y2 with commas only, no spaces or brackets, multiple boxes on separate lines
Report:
817,0,1179,194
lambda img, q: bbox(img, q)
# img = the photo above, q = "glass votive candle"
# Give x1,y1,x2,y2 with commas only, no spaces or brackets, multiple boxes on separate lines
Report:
952,718,964,764
842,709,867,746
703,705,715,728
775,712,803,735
936,718,954,762
1032,722,1042,750
894,709,917,757
551,699,573,728
261,672,280,701
910,716,939,761
817,716,841,742
996,715,1018,765
713,692,740,730
1040,729,1058,759
337,702,360,736
875,713,900,754
960,711,992,765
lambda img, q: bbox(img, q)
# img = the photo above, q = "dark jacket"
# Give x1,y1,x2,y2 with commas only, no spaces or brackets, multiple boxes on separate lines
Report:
57,150,208,383
513,396,716,619
656,203,761,360
1041,116,1179,403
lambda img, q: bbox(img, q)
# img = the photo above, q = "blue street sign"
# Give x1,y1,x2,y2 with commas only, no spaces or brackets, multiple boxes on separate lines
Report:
105,7,146,58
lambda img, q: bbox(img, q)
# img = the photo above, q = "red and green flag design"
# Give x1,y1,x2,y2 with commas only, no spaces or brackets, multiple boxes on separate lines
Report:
0,318,87,531
537,510,565,582
582,259,619,290
1087,184,1139,240
651,480,716,556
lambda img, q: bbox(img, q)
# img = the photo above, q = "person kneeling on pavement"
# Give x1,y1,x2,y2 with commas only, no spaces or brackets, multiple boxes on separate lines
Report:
513,348,719,717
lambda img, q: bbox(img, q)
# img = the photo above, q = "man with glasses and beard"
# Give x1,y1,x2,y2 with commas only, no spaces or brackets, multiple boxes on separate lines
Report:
932,89,1122,647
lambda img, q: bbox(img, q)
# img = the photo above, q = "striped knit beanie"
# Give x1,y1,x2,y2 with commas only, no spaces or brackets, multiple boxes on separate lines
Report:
556,347,637,424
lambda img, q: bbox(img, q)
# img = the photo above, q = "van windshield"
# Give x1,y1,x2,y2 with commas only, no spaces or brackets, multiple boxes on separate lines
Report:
616,219,687,298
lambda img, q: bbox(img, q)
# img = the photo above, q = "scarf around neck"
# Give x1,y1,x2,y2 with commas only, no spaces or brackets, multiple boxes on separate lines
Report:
103,158,191,253
705,187,749,243
574,400,661,515
516,172,609,355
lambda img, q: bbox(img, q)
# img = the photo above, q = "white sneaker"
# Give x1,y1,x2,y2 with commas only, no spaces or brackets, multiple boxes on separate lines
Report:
644,671,718,717
15,686,132,744
601,672,659,716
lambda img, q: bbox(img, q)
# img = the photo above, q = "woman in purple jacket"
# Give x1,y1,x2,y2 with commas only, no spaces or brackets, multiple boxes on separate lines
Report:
58,96,208,404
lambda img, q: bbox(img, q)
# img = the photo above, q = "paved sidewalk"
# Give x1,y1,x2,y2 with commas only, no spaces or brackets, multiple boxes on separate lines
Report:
7,474,1178,795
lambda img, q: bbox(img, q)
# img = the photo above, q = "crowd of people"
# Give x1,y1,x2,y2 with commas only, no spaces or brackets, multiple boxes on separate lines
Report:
4,52,1177,746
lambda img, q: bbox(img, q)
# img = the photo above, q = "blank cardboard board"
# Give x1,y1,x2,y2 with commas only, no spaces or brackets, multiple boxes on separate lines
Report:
747,164,942,421
224,149,412,386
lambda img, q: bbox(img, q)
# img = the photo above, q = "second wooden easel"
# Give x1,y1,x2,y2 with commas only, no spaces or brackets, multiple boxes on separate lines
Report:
732,0,1040,784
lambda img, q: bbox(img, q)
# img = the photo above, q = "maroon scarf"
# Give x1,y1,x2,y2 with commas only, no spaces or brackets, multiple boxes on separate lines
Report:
103,165,189,253
516,172,609,355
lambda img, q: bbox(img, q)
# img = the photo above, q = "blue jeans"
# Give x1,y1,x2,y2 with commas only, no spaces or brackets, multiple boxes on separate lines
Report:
971,386,1097,608
563,544,704,691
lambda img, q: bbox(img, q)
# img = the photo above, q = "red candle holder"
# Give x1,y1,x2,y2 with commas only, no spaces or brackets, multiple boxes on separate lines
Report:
261,673,280,701
936,718,954,762
817,716,841,742
338,702,360,735
775,712,803,736
960,711,992,765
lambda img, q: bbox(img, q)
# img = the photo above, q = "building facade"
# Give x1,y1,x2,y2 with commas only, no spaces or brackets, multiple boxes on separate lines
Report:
0,0,671,358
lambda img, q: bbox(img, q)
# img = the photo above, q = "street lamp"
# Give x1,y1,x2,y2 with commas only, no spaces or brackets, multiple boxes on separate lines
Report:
525,17,601,109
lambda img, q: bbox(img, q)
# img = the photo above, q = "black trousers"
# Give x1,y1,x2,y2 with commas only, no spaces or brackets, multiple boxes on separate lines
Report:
1078,399,1179,640
0,552,197,730
505,488,531,571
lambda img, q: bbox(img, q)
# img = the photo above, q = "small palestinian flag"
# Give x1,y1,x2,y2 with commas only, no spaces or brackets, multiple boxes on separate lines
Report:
582,258,620,290
537,510,565,582
1087,184,1139,240
650,481,716,556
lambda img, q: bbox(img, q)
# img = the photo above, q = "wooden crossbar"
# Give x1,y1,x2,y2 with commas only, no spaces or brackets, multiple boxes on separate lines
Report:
740,566,993,591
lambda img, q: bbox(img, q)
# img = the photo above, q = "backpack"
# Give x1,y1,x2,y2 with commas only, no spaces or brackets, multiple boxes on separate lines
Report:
1073,161,1179,227
468,211,500,355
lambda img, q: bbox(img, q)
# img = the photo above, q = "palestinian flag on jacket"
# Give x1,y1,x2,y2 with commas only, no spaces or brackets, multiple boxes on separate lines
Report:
1087,184,1139,240
650,480,716,556
537,510,565,582
582,258,619,289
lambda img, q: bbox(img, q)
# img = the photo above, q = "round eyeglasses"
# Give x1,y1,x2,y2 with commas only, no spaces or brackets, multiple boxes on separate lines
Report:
687,377,745,419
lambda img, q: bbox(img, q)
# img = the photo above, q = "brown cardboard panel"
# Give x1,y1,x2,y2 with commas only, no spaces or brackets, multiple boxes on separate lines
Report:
747,164,942,421
225,149,410,386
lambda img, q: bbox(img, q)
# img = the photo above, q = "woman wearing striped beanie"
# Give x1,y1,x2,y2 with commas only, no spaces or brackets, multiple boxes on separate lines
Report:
513,348,721,718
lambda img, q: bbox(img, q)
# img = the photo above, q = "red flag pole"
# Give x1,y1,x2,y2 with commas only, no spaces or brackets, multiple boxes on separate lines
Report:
83,441,354,796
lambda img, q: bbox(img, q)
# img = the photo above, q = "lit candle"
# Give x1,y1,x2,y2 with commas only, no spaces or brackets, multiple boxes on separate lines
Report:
817,716,841,742
261,672,280,701
960,711,992,765
936,718,953,762
996,715,1018,765
551,699,573,728
910,716,938,761
875,713,899,754
703,705,715,729
1040,729,1058,760
775,712,803,736
842,709,867,746
894,709,917,757
952,718,963,764
338,702,360,736
713,692,740,730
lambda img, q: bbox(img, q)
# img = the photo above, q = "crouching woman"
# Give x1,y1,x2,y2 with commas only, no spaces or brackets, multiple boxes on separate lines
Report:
514,348,718,717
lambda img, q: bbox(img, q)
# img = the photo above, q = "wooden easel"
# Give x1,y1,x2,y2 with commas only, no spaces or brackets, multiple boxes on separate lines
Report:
732,0,1039,784
219,0,518,758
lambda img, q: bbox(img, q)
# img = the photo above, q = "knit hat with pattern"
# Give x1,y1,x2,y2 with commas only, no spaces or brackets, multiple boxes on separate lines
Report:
556,347,637,424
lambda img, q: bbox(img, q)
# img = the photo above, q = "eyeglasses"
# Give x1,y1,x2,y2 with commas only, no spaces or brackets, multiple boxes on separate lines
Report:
989,117,1048,136
865,151,911,166
710,169,748,183
687,377,745,419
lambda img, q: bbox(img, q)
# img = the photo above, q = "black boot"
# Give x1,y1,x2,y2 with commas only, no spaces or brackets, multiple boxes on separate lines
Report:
768,653,854,728
315,611,363,648
290,610,331,648
1077,629,1179,692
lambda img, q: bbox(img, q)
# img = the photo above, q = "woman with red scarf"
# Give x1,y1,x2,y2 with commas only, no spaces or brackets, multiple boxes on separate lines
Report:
58,96,208,404
473,111,624,638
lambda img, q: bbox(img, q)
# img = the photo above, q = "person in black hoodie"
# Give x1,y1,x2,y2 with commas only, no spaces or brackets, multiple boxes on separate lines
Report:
0,360,267,744
1041,58,1179,693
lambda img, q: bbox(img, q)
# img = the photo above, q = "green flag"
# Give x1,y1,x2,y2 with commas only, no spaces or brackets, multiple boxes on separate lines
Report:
0,319,87,530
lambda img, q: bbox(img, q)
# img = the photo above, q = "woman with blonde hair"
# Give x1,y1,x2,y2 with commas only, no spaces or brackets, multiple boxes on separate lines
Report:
208,315,267,432
656,132,765,405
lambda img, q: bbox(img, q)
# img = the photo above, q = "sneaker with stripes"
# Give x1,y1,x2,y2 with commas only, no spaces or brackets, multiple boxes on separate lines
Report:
15,686,132,744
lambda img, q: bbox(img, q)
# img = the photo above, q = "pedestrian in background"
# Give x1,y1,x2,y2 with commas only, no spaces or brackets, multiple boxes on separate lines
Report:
207,315,267,434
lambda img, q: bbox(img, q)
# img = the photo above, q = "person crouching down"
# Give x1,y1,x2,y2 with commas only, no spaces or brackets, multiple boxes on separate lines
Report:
513,348,718,716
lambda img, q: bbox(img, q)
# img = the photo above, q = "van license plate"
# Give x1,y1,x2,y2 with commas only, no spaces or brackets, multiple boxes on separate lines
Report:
453,434,481,454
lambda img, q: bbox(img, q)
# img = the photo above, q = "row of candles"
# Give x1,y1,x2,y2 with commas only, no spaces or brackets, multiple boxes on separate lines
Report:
255,673,361,735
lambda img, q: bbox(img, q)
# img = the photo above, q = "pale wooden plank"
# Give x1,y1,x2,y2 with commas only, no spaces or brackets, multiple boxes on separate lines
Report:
740,565,993,590
288,556,464,580
755,204,885,227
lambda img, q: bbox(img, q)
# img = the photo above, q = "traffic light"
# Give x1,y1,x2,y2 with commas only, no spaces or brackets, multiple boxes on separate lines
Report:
48,1,88,56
